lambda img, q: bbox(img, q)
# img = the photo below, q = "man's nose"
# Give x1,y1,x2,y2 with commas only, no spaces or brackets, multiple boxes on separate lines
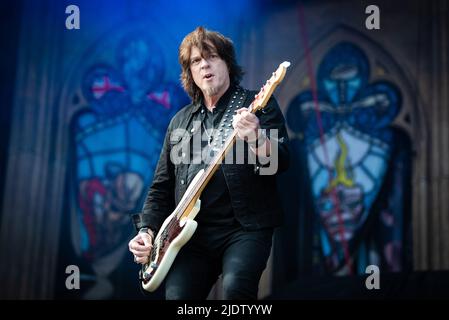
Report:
200,57,210,69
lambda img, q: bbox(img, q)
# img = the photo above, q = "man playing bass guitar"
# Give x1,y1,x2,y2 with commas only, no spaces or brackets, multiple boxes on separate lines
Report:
128,26,290,300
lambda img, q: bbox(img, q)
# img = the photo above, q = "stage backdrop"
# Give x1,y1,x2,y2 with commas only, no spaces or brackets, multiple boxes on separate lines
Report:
235,0,446,293
1,0,448,300
53,0,256,299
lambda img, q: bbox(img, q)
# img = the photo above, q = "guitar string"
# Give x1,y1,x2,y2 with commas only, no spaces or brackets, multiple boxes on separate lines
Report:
144,68,288,280
153,102,256,247
143,69,285,279
153,125,238,245
147,78,280,268
172,102,255,222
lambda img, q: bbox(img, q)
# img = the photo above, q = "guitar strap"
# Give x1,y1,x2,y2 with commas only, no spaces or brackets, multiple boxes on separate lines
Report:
208,86,248,151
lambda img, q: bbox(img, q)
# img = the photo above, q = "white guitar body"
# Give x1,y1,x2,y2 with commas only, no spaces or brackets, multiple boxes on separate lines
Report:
141,169,204,292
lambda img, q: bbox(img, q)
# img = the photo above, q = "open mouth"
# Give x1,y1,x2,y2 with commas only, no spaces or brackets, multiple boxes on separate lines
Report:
203,73,214,80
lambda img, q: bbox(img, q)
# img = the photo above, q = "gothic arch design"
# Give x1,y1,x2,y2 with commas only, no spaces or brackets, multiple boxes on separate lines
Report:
277,25,423,275
57,19,189,298
277,25,423,142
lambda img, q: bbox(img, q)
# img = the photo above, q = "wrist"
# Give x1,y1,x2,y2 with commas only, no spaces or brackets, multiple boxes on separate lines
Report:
248,131,267,148
139,227,154,238
138,227,148,233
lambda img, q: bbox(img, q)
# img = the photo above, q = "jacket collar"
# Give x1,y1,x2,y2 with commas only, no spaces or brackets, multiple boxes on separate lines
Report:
190,84,239,115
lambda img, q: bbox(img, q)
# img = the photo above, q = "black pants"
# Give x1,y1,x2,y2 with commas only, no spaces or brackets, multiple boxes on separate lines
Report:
164,223,273,300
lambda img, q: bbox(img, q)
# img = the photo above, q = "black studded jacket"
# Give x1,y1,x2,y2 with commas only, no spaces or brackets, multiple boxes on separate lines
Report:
132,84,290,233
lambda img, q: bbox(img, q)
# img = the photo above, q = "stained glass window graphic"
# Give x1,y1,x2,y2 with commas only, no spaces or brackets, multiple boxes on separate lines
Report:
286,42,411,274
74,109,161,259
70,35,189,283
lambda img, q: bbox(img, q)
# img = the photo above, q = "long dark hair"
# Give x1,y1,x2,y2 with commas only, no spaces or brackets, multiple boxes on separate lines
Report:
178,26,244,104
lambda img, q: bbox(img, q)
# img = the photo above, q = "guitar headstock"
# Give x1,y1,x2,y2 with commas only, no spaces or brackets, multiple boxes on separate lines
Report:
252,61,291,113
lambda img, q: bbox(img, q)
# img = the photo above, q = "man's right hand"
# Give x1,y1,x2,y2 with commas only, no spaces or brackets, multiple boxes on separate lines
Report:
128,230,154,265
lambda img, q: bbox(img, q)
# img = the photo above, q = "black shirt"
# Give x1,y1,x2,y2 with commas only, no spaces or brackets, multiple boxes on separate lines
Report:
188,85,237,226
